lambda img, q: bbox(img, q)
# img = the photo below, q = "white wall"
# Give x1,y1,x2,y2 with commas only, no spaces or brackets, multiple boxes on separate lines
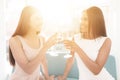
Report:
1,0,120,80
0,0,8,80
115,0,120,79
109,0,120,80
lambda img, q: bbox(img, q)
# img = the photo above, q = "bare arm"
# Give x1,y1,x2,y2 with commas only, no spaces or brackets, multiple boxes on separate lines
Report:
9,37,47,74
64,38,111,75
9,34,57,74
40,37,53,80
57,51,75,80
75,38,111,75
39,36,56,80
41,55,50,80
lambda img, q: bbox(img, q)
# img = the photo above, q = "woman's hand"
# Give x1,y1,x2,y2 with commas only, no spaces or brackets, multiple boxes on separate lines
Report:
44,33,58,50
49,75,55,80
63,40,79,52
57,75,67,80
45,75,54,80
39,33,57,61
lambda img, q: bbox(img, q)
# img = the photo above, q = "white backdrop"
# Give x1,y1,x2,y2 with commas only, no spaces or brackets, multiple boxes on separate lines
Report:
0,0,120,80
0,0,7,80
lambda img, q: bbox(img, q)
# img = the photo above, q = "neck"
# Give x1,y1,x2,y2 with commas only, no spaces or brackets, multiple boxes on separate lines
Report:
23,30,38,39
81,32,94,39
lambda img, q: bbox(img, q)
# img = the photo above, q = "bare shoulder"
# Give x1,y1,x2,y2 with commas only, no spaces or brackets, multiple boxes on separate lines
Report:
104,37,112,45
9,36,21,45
9,36,17,43
100,37,112,50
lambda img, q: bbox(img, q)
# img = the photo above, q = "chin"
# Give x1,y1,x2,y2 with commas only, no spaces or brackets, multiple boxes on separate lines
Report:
80,30,83,33
36,31,40,34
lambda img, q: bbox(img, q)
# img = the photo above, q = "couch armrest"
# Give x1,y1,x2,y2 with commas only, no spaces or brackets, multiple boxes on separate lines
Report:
104,55,117,80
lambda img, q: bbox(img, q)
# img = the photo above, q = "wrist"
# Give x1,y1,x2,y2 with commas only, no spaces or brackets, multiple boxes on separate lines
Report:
44,41,51,50
63,74,67,79
45,76,49,80
75,44,80,53
42,43,49,52
63,76,67,80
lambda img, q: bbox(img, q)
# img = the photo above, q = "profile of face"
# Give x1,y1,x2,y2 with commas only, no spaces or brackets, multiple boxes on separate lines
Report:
80,11,89,33
30,12,43,33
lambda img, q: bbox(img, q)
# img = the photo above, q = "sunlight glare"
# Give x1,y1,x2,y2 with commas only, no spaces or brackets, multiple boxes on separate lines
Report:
27,0,80,34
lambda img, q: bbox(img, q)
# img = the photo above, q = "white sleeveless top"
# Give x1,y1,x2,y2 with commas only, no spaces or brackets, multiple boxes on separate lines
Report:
10,36,43,80
74,34,115,80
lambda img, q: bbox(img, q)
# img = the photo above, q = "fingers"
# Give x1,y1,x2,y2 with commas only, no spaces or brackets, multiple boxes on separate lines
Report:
50,33,58,43
57,75,66,80
50,75,55,80
64,45,71,50
47,33,57,42
57,76,62,80
63,40,72,47
63,40,76,52
45,33,58,48
51,33,57,39
63,40,73,44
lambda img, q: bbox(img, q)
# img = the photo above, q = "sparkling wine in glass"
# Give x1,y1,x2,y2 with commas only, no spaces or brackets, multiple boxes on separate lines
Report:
63,32,73,58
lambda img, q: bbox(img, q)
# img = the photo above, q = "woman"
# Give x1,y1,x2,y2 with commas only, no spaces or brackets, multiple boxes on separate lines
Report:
58,6,115,80
9,6,57,80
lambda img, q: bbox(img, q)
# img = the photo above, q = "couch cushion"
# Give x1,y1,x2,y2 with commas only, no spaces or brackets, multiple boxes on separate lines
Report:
46,53,116,80
67,77,78,80
104,55,117,80
46,53,79,79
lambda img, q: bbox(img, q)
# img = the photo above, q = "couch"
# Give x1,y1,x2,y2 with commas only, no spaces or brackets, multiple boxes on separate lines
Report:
46,53,117,80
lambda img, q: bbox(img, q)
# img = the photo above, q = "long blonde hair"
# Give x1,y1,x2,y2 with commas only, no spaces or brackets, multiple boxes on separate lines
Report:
83,6,107,39
9,6,38,66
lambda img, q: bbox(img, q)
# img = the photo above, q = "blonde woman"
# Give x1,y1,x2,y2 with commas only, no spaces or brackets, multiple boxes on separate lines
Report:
58,6,115,80
9,6,57,80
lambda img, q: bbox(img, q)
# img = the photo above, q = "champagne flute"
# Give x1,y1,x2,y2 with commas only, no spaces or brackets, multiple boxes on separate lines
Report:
63,32,73,58
57,32,64,43
56,32,73,58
